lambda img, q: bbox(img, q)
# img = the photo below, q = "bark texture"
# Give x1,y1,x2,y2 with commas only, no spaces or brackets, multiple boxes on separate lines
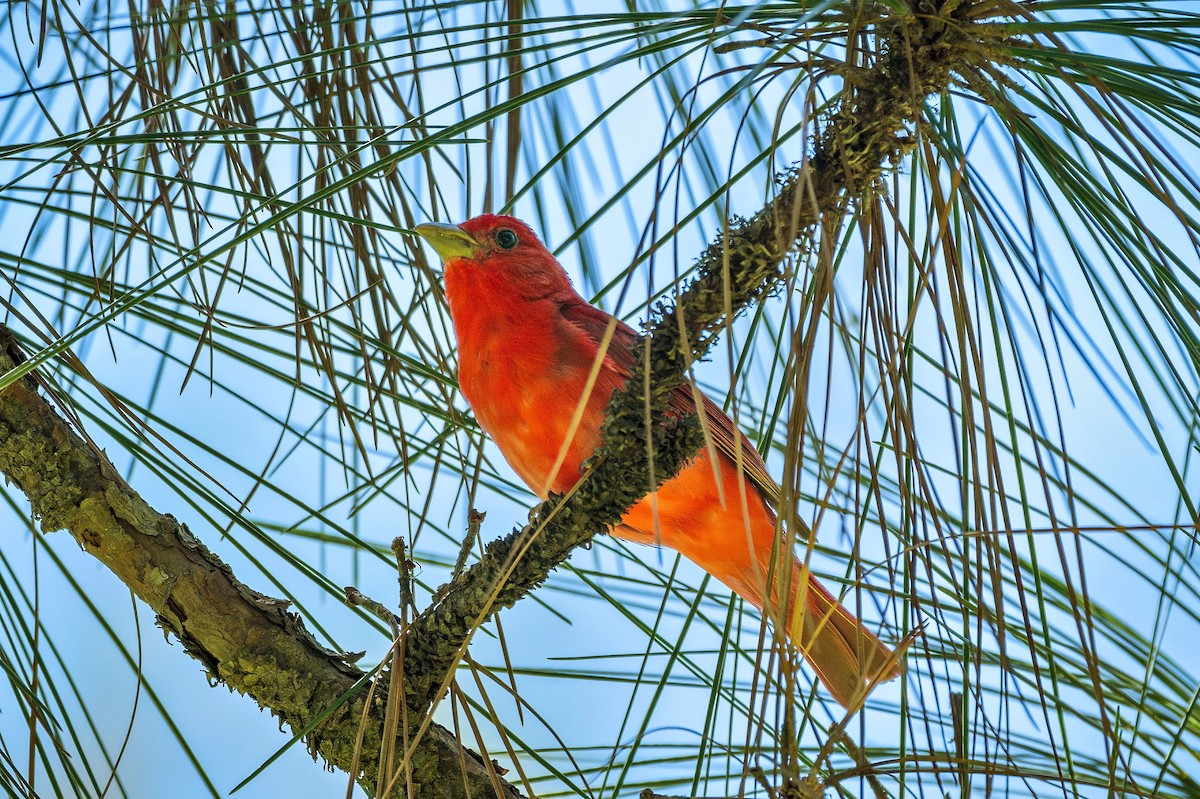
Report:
0,331,518,798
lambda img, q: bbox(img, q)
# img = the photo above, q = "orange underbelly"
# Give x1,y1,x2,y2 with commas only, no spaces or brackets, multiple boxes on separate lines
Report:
617,449,780,609
469,365,612,498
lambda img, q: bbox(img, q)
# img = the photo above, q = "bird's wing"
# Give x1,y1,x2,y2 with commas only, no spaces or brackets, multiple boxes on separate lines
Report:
558,299,781,509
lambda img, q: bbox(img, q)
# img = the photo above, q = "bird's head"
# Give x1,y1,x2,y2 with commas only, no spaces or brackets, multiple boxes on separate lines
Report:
415,214,573,301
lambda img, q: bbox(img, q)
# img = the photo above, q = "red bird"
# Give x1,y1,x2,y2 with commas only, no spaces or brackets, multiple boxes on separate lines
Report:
417,214,900,708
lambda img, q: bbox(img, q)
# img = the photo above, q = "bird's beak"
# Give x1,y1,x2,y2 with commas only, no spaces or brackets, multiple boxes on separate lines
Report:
414,222,481,262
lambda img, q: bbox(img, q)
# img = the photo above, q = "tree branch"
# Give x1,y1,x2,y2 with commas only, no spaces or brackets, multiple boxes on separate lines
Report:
0,329,519,799
401,0,1001,715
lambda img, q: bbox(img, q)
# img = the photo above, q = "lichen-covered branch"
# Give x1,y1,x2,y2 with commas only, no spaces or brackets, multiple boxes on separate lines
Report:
401,0,999,714
0,329,519,799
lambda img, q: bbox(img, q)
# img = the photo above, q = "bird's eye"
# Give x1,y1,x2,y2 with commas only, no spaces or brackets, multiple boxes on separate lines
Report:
496,229,518,250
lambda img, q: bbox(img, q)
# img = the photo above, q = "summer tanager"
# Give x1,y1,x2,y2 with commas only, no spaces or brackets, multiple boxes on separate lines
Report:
416,214,900,708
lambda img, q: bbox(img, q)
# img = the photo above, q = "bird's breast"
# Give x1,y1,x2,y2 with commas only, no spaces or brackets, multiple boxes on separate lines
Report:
455,312,613,497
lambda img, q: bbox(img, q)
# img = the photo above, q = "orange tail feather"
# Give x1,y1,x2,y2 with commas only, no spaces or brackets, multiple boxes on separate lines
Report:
781,561,901,709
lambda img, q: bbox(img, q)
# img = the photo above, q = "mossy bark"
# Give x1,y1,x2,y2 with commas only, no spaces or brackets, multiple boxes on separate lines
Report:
0,330,519,799
401,0,1000,716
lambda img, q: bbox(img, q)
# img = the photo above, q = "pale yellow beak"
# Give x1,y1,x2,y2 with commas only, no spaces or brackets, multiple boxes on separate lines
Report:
414,222,481,262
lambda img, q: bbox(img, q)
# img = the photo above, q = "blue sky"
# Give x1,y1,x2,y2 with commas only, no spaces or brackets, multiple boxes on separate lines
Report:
0,2,1198,797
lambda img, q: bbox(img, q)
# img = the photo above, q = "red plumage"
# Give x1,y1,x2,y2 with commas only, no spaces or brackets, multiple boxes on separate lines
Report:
425,214,900,708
